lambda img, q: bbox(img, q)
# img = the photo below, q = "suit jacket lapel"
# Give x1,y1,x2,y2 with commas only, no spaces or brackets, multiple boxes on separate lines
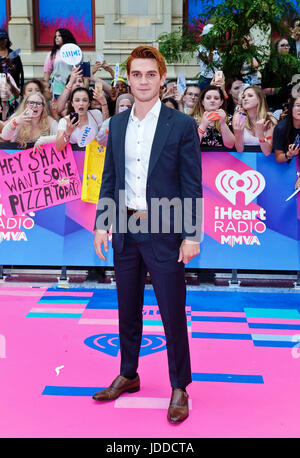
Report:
116,108,131,187
147,103,173,179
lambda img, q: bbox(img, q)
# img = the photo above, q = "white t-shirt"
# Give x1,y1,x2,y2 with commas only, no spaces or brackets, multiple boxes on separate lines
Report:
243,128,260,146
2,117,58,142
296,40,300,59
196,45,221,79
97,117,110,146
58,109,103,147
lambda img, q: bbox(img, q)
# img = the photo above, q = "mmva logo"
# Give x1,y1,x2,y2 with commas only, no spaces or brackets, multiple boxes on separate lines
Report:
215,170,265,206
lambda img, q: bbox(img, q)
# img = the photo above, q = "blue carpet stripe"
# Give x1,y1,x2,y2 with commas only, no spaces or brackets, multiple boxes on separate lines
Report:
143,320,191,327
87,302,118,309
38,296,91,301
26,313,82,319
248,323,300,330
191,305,245,312
244,308,300,319
192,332,252,340
251,334,297,342
253,341,296,348
192,373,264,384
42,386,104,396
192,316,247,323
38,299,90,304
188,291,300,310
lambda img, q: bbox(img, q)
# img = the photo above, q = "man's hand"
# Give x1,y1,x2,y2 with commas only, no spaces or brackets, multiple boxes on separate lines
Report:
178,240,200,264
94,229,108,261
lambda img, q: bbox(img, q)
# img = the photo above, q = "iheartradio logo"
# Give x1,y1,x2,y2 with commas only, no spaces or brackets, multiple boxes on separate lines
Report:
215,170,265,206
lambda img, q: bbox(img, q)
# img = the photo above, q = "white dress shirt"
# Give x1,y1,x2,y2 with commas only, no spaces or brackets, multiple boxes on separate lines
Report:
124,99,161,210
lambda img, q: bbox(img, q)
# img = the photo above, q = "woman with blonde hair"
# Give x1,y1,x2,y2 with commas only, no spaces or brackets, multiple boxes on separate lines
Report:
192,84,235,148
232,85,277,156
1,91,58,149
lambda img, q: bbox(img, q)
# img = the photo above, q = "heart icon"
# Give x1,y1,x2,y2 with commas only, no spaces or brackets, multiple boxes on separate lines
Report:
215,169,265,205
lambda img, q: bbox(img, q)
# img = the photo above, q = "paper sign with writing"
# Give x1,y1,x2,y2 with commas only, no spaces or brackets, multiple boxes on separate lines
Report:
0,143,82,217
114,63,120,87
177,72,186,95
60,43,82,66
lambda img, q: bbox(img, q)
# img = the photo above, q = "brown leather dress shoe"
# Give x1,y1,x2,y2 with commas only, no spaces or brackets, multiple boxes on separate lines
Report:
167,388,189,424
92,374,140,401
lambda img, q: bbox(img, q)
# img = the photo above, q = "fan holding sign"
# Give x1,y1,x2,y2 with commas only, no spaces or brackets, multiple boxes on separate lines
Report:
43,29,79,98
56,87,103,148
56,87,105,204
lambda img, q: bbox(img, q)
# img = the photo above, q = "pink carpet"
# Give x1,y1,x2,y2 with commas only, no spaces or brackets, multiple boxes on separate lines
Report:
0,284,299,438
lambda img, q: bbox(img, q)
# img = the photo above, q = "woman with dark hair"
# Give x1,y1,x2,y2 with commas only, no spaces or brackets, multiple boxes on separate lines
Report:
0,28,24,93
56,87,103,150
161,97,179,110
273,96,300,166
261,37,300,111
97,93,134,146
225,76,244,116
191,85,235,148
43,28,77,98
0,72,20,121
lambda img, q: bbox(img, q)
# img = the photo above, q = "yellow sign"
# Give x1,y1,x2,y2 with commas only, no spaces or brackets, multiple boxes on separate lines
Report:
81,140,106,204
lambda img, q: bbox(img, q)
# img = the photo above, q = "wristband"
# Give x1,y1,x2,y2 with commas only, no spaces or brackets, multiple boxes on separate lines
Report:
259,138,266,144
285,151,292,161
11,118,18,128
63,133,70,142
65,85,72,91
198,127,205,135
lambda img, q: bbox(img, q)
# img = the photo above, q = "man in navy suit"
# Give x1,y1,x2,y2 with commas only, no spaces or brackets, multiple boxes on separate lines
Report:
93,46,202,424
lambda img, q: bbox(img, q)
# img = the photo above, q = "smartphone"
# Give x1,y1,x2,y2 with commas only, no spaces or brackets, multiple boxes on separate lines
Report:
215,71,224,80
24,108,33,117
97,54,104,64
0,73,6,87
79,62,91,77
70,112,79,123
208,111,221,120
94,81,103,95
238,112,247,126
166,82,176,92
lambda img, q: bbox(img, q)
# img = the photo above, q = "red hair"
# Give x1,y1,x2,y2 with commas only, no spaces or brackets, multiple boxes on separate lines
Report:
126,46,167,77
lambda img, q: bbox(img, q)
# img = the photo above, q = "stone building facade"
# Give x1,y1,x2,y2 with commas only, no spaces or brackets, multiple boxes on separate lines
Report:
7,0,199,82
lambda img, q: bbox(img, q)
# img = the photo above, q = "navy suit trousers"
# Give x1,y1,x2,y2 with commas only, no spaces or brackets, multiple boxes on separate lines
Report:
113,231,192,389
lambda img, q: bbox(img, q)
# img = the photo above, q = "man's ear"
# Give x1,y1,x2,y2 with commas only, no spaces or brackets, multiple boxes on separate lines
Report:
160,73,167,87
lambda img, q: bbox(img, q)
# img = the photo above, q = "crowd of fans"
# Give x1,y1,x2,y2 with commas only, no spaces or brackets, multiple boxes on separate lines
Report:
0,22,300,189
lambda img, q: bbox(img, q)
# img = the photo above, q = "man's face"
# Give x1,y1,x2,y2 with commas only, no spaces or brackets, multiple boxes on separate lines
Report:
183,87,200,108
127,58,166,104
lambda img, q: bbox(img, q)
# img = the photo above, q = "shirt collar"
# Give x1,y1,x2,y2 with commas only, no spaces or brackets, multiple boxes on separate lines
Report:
130,98,161,122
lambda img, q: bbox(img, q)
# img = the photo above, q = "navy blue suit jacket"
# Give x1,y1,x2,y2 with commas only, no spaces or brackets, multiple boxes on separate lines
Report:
94,102,202,261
